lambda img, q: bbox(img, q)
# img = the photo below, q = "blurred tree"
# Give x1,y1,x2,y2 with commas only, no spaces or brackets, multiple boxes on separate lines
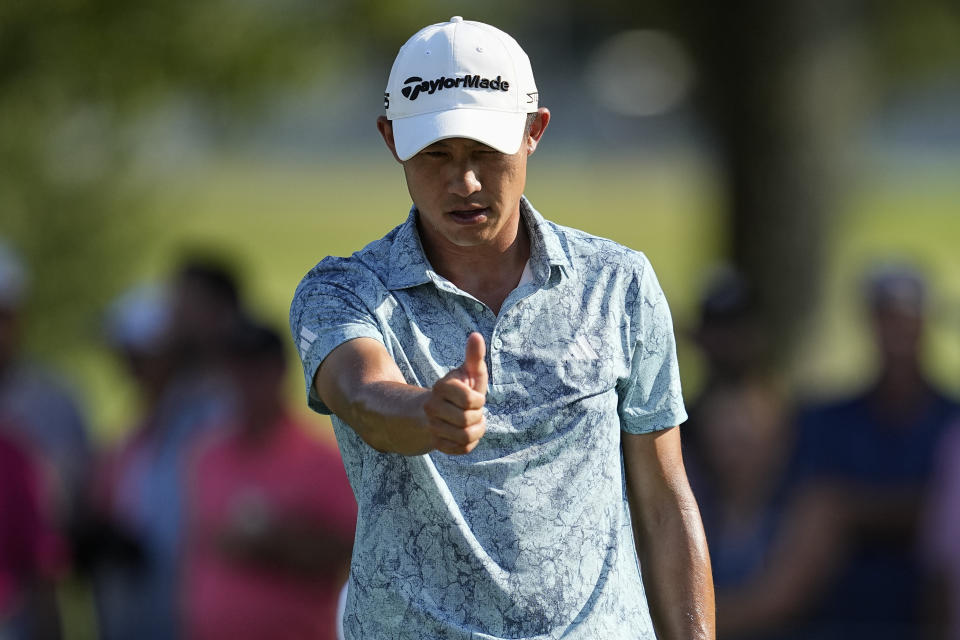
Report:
567,0,960,368
675,0,865,368
0,0,341,360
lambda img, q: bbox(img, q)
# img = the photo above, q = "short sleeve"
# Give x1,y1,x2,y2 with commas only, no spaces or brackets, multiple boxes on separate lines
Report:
617,254,688,434
289,257,386,415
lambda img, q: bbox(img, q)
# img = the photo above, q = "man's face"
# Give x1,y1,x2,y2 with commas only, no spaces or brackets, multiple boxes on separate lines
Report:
871,304,924,364
403,136,528,250
377,109,549,254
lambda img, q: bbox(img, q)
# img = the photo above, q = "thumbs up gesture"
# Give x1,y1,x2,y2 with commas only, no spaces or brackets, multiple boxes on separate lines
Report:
423,332,488,455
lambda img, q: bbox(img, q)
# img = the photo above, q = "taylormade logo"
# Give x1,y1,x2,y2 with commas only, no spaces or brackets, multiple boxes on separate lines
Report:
401,74,510,101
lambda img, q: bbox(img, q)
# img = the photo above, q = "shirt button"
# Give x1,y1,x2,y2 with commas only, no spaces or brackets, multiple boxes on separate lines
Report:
493,337,503,349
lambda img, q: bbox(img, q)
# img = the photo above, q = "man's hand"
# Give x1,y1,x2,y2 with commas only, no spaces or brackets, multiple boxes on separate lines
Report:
423,332,488,455
314,333,488,457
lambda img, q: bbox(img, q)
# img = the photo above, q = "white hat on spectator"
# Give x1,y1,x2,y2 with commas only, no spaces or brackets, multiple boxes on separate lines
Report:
104,283,171,354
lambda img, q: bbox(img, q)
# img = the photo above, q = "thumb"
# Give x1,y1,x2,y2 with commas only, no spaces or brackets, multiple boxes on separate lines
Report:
462,332,487,393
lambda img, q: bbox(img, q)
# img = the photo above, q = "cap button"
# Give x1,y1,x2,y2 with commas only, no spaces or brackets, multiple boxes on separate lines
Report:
450,16,463,23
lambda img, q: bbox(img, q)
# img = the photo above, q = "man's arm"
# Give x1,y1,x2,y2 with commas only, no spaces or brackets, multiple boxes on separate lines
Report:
314,333,487,456
215,513,353,579
623,426,715,640
714,483,846,635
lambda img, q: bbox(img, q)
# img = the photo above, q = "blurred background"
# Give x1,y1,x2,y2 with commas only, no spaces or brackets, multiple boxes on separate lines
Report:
1,0,959,638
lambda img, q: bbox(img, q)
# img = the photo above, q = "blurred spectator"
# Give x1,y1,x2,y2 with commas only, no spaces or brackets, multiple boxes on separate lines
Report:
692,377,834,640
684,266,772,485
0,428,63,639
0,239,92,530
719,262,959,639
169,256,244,371
102,283,175,408
182,319,356,640
85,284,173,639
91,259,241,640
791,263,959,638
690,266,769,385
693,379,792,591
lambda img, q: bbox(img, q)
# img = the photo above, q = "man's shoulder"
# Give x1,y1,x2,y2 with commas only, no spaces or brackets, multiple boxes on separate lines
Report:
294,219,407,293
544,218,651,278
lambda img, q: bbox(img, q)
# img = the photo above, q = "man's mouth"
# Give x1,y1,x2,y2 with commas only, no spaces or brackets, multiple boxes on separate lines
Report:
448,207,489,224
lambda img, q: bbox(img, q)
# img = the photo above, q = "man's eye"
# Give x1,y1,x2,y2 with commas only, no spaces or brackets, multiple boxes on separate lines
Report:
423,151,446,158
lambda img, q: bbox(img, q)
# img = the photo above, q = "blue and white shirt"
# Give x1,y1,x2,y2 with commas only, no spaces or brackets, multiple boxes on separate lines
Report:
290,197,687,639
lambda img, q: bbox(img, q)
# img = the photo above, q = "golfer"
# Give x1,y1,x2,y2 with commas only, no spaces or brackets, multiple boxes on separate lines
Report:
290,17,714,639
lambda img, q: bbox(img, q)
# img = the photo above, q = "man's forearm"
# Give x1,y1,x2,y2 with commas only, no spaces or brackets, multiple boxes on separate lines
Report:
633,491,715,640
339,380,434,455
623,428,715,640
313,335,488,457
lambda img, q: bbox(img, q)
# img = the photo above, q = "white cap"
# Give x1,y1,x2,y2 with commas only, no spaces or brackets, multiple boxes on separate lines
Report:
385,16,539,161
104,283,171,354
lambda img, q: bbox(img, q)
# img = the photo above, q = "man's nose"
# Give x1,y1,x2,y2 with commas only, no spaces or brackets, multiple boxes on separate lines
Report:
449,167,481,198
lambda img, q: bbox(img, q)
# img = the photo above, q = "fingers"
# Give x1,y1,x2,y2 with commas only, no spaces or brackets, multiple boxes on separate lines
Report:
423,334,488,456
433,434,484,456
424,376,486,456
428,401,485,428
433,377,485,410
423,380,485,428
430,418,486,451
424,408,486,456
462,332,488,394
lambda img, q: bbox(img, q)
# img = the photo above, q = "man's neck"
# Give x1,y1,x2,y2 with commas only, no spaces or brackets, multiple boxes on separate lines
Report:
870,359,931,417
421,208,531,315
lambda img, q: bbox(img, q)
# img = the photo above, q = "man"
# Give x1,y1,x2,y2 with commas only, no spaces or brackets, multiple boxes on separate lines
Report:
290,17,714,639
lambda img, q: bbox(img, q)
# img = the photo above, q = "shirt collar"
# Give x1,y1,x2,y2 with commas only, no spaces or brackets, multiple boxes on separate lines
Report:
520,196,571,275
385,207,432,290
385,196,571,291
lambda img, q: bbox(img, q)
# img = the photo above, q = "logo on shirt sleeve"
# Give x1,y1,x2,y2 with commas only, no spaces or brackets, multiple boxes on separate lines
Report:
298,326,318,359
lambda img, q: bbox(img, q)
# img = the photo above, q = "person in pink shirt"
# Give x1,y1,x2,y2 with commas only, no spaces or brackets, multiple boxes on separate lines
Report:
183,320,357,640
0,428,63,638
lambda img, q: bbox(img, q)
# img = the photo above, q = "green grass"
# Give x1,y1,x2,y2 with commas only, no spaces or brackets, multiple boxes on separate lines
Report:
67,151,960,443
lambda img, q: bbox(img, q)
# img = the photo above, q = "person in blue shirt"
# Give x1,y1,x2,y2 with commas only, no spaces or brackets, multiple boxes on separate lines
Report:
714,263,959,639
789,264,959,639
290,17,714,640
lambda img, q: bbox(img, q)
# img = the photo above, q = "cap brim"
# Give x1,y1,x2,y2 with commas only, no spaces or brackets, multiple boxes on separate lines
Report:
392,109,528,161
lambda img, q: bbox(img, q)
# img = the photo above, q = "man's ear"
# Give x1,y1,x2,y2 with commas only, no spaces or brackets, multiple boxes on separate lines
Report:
377,116,403,163
525,107,551,156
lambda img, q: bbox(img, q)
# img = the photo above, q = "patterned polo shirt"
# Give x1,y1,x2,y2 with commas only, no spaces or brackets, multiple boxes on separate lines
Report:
290,196,687,639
